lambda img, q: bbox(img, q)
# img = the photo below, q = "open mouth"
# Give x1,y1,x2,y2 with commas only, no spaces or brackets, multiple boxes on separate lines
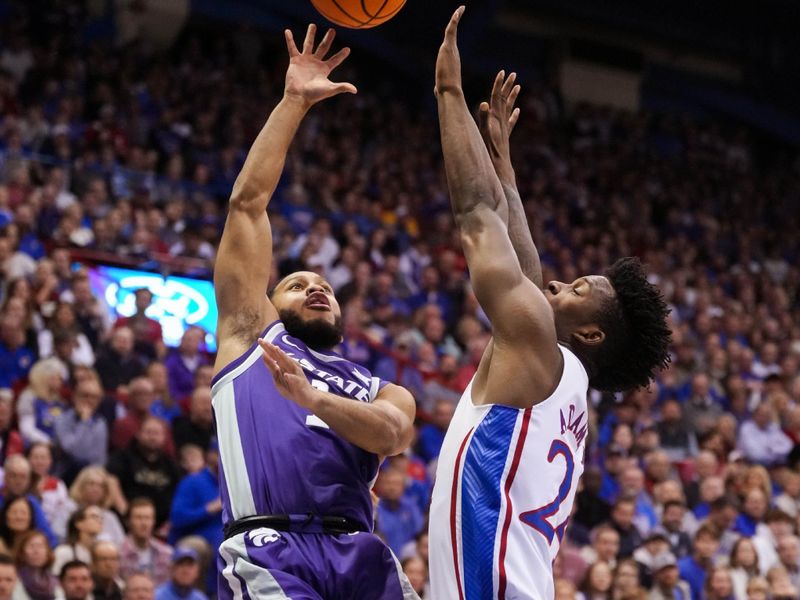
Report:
305,293,331,311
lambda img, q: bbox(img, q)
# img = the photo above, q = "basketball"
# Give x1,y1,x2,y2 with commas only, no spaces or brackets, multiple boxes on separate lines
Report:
310,0,406,29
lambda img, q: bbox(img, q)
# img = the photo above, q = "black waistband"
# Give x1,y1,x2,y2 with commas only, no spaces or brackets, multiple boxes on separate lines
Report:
223,514,367,540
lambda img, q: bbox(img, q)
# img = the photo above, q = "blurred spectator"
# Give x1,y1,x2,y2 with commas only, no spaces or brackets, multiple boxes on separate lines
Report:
416,400,453,464
91,541,123,600
0,497,38,556
146,364,179,425
114,290,163,361
580,561,613,600
728,537,760,600
68,468,126,547
119,499,172,587
0,391,23,464
52,507,103,576
12,530,56,600
53,378,107,482
123,573,154,600
678,525,721,600
58,561,93,600
611,499,644,559
660,501,692,559
94,328,145,393
170,389,212,453
62,277,110,349
26,444,71,542
375,468,424,556
107,417,180,527
0,458,56,547
0,317,35,391
167,444,220,591
648,552,690,600
737,402,793,467
37,303,94,367
704,566,735,600
581,524,620,568
0,555,20,600
656,400,698,462
16,359,67,447
154,549,206,600
163,328,208,403
111,379,156,454
400,556,427,599
775,535,800,589
611,559,645,599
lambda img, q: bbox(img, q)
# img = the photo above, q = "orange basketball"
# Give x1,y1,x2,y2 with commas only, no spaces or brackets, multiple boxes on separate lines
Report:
310,0,406,29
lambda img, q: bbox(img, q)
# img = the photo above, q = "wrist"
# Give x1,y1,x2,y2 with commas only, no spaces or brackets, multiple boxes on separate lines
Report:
281,93,312,113
308,388,328,414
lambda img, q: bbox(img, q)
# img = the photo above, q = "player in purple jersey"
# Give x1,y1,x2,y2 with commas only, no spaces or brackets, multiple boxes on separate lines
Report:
211,24,419,600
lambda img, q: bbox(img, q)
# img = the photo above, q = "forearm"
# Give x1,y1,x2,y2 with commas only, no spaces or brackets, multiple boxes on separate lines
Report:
229,96,308,211
310,391,411,457
437,91,508,225
501,180,543,288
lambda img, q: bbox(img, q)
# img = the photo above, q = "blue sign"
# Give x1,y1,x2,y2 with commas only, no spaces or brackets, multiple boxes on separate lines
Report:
85,264,218,352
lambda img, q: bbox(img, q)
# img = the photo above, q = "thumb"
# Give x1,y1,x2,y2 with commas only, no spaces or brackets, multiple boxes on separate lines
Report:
334,82,358,95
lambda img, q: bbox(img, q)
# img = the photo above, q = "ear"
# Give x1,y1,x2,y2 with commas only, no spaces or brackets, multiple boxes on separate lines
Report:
573,325,605,346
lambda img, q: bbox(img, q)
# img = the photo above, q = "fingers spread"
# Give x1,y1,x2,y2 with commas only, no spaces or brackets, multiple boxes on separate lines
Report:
508,84,521,111
303,23,317,54
491,70,505,99
326,46,351,70
285,30,300,58
315,28,336,59
509,107,520,132
501,72,517,97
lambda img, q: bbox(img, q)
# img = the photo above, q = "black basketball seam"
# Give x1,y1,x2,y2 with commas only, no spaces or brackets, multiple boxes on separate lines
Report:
328,0,368,26
361,0,389,22
356,0,405,28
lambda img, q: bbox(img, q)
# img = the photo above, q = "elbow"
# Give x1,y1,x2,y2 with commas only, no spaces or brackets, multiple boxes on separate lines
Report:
228,189,266,215
378,420,413,457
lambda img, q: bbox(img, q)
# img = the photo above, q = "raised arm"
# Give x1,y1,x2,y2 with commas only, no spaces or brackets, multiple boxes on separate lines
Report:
478,71,543,289
214,25,355,372
434,8,557,365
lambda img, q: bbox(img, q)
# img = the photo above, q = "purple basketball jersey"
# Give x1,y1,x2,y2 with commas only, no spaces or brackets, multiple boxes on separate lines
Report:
211,320,386,532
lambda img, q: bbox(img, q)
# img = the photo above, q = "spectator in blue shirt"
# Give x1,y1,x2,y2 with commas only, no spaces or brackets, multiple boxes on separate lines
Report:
155,548,208,600
375,468,424,556
169,443,221,594
0,316,35,389
678,525,721,600
417,400,455,463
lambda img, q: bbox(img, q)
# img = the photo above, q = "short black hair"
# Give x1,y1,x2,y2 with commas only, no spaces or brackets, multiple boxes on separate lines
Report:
60,559,90,580
587,257,672,392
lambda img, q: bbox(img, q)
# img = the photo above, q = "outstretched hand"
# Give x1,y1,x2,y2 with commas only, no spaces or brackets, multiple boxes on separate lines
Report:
434,6,466,97
479,70,521,168
259,339,317,410
284,24,357,108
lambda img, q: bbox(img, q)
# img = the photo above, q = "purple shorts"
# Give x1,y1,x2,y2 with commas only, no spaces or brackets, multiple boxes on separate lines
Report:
217,528,419,600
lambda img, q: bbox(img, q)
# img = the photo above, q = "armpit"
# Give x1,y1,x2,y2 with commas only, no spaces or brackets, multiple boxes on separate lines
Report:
223,306,264,346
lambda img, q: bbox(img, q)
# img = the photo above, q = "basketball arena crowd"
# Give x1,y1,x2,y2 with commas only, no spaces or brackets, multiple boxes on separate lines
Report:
1,2,800,600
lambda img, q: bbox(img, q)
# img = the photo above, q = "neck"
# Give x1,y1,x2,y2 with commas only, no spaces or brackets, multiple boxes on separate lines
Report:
78,532,94,546
132,533,149,548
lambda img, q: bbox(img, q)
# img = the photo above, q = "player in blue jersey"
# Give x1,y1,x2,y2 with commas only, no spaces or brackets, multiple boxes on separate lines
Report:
211,24,419,600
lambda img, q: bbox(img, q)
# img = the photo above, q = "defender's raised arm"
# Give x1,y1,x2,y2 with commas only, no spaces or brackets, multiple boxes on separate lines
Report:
434,7,559,375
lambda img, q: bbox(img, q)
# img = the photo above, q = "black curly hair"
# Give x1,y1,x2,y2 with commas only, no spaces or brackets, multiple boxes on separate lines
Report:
582,257,672,392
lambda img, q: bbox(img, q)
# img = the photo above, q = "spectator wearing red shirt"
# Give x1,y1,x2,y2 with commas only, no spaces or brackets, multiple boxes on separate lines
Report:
114,289,164,361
